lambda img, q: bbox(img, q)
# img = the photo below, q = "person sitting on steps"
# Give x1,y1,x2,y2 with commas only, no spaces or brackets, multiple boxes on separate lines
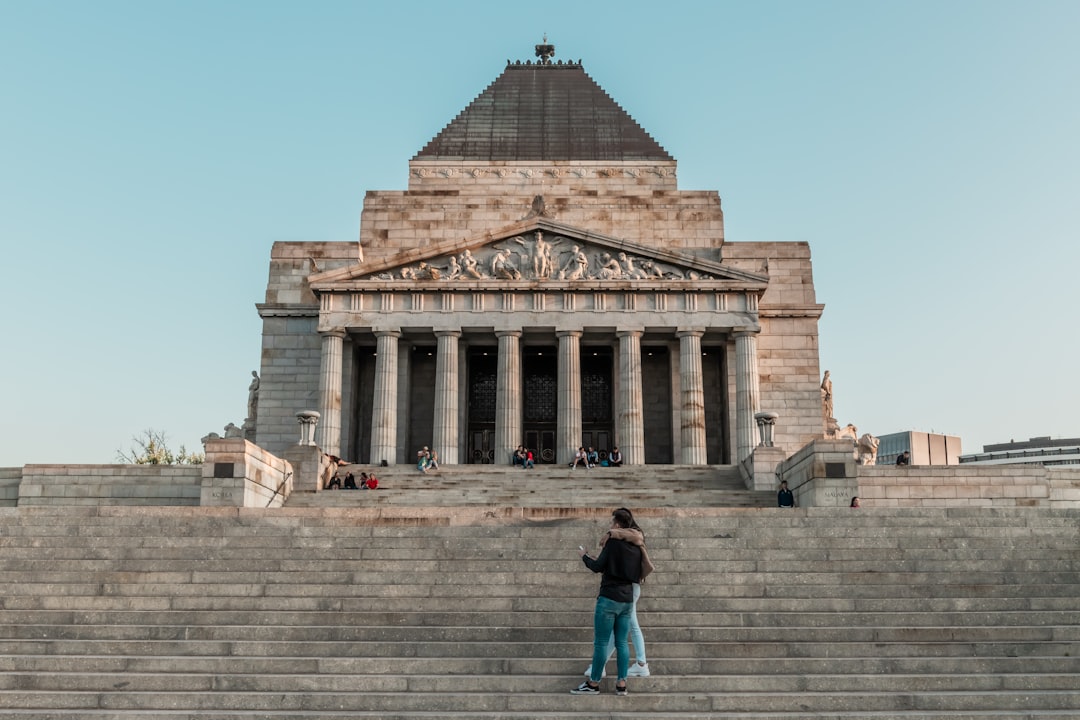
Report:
570,447,589,470
608,446,623,467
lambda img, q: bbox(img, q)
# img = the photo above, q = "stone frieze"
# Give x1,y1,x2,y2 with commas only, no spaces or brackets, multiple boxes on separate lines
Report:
366,232,713,282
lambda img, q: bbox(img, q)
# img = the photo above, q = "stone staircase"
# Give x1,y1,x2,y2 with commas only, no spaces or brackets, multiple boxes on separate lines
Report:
287,463,772,508
1,500,1079,718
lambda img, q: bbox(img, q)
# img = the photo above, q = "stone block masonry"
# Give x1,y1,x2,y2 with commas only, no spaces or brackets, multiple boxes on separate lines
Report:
16,464,202,506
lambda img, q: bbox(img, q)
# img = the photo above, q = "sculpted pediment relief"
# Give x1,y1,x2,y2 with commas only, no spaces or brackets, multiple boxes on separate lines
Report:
310,219,767,288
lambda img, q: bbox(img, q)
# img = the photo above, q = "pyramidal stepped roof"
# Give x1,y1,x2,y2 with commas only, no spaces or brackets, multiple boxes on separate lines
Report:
414,44,673,163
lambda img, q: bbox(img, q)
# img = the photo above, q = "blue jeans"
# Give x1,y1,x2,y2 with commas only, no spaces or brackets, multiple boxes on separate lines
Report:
601,583,645,665
590,595,633,683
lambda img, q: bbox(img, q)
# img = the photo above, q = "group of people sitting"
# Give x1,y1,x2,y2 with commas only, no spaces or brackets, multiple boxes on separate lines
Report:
570,446,623,469
512,446,536,469
416,446,439,473
325,470,379,490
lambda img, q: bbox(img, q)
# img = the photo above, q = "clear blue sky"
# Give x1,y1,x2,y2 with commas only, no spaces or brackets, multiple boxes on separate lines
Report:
2,1,1077,466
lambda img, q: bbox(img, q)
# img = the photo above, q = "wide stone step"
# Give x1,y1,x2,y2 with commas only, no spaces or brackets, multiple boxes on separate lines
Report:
3,654,1078,676
2,670,1079,694
2,639,1078,660
2,622,1075,644
2,608,1076,628
2,688,1079,713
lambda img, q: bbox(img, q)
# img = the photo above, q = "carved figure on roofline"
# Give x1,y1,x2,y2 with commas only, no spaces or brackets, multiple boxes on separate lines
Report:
619,252,646,279
512,231,559,280
558,245,590,280
491,248,521,280
459,249,485,279
856,433,880,466
597,252,622,280
416,261,440,280
445,255,461,280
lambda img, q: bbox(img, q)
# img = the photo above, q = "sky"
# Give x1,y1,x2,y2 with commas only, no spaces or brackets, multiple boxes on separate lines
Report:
1,0,1078,467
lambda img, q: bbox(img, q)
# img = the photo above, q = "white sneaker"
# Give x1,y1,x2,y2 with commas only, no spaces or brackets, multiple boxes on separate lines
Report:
583,665,607,678
628,662,650,677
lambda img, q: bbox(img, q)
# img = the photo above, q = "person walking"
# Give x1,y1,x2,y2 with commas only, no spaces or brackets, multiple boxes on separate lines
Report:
571,508,641,696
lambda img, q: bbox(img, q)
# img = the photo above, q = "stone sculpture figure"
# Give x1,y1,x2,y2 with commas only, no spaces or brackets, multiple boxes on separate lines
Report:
444,255,461,280
639,259,665,279
459,249,484,279
821,370,834,419
856,433,880,466
513,231,558,279
597,252,623,280
617,252,644,279
834,423,858,441
558,245,590,280
246,371,260,420
491,248,521,280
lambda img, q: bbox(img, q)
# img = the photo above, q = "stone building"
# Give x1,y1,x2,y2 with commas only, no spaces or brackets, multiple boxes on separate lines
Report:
255,44,825,468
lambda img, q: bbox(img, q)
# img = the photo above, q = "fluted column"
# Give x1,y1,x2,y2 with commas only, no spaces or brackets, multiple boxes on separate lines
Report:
677,329,708,465
494,330,522,465
369,329,401,466
316,328,346,457
617,329,645,465
433,330,461,465
735,329,762,462
557,330,582,465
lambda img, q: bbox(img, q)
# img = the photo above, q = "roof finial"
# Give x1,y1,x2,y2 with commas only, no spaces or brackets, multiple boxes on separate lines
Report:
535,35,555,64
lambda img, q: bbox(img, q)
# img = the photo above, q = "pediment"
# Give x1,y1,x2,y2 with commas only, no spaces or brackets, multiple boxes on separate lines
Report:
310,218,767,289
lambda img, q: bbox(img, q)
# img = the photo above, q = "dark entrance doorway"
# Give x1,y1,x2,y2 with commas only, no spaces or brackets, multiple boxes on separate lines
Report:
581,347,614,462
466,349,497,463
523,347,557,463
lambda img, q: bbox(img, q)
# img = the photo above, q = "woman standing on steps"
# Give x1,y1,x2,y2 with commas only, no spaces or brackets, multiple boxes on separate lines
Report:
583,508,651,681
571,508,647,696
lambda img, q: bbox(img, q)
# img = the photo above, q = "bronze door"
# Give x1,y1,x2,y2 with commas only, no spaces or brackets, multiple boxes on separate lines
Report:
466,350,497,463
581,348,613,462
523,348,557,463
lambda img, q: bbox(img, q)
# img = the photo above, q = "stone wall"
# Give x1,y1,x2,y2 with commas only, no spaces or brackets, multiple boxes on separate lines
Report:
255,314,322,455
0,468,22,507
859,465,1080,508
16,465,203,506
201,438,294,508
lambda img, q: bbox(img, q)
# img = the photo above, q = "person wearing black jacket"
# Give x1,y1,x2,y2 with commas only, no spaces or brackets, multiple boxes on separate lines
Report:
777,480,794,508
571,508,641,697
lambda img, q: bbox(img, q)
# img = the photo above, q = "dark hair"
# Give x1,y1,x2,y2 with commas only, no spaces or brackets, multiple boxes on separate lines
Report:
850,496,860,507
611,508,634,529
612,507,643,533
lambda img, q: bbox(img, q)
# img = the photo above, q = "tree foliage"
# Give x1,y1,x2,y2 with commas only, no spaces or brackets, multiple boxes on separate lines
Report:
117,429,204,465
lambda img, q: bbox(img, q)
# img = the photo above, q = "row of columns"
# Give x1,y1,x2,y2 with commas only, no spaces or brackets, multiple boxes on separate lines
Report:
316,327,760,465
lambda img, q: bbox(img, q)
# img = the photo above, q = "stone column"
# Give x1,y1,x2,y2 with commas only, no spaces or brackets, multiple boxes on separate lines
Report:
316,328,346,457
369,329,401,466
735,329,762,462
433,330,461,465
495,330,522,466
557,330,582,465
677,329,708,465
617,329,645,465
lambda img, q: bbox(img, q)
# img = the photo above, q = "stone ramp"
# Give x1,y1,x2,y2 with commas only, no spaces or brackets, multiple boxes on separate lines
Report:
0,505,1078,718
287,463,773,508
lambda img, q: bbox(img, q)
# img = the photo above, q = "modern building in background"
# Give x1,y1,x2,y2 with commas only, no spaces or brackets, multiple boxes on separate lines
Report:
959,437,1080,467
877,431,962,466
